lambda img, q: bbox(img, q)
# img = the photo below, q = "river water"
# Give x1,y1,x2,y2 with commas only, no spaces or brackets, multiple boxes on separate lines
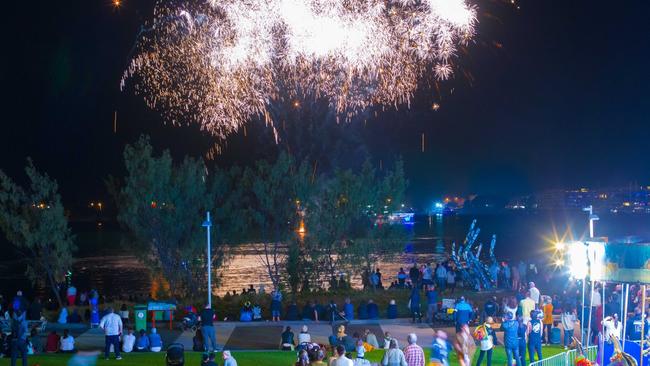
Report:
1,212,649,299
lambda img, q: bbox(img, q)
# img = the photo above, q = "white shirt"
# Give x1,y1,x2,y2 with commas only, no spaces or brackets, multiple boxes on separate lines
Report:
298,332,311,344
100,313,123,336
354,358,371,366
60,336,75,351
561,313,576,331
602,318,623,341
529,287,540,304
331,355,354,366
122,333,136,352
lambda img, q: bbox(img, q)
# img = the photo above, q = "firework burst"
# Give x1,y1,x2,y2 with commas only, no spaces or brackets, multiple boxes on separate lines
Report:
122,0,477,140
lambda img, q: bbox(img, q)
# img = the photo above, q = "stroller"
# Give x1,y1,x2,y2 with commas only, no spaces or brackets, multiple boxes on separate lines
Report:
181,312,198,332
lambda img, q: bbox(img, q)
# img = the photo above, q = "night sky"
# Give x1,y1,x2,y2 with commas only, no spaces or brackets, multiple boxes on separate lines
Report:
1,0,649,207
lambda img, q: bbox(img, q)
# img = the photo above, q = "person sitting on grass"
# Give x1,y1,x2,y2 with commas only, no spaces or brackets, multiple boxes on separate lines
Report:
60,329,76,353
149,327,163,352
202,352,218,366
364,329,380,349
135,329,150,351
122,328,136,353
281,326,295,351
45,330,60,353
222,350,238,366
298,325,311,344
296,349,310,366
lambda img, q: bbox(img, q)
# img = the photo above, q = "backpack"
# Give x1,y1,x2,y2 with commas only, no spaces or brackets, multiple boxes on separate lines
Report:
472,324,487,341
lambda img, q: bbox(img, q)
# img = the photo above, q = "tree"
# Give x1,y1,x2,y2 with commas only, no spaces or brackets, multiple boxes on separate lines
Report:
0,159,75,307
244,152,312,292
112,136,236,299
304,158,409,289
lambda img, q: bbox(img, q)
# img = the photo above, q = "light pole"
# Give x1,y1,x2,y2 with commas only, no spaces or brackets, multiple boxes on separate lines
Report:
582,205,599,347
202,211,212,307
583,205,599,238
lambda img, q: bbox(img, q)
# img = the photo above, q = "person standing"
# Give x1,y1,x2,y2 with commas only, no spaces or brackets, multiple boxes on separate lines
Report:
517,316,528,366
503,262,511,289
500,312,519,366
430,330,452,366
426,285,438,324
404,333,425,366
601,313,623,342
333,344,354,366
381,339,406,366
475,317,497,366
435,264,447,292
409,264,420,288
518,261,527,285
446,269,456,293
271,289,282,322
529,282,541,305
519,292,536,324
422,264,433,288
527,310,543,363
454,297,473,333
66,284,77,307
454,325,475,366
561,308,576,350
99,307,123,360
10,309,29,366
542,297,554,345
482,297,498,323
511,264,520,291
200,303,217,352
409,288,422,323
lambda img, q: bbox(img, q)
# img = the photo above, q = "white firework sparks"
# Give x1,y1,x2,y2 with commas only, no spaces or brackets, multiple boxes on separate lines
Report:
122,0,477,140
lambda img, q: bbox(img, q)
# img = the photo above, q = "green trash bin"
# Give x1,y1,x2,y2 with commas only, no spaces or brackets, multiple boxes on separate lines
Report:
134,305,147,332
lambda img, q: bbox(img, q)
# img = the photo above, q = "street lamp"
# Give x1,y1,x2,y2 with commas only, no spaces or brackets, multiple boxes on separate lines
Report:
202,211,212,307
583,205,599,238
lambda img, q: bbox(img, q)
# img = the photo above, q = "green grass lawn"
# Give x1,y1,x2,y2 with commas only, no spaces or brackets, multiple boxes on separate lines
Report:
0,346,565,366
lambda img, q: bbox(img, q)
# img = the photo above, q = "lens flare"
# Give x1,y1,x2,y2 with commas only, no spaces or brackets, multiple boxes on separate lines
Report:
122,0,478,140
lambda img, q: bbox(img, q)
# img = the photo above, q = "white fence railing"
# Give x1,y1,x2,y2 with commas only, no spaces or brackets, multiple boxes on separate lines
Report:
529,346,598,366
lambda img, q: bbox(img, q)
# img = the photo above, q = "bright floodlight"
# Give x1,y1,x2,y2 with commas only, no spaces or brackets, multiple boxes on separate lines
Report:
568,241,588,279
554,242,565,251
587,241,605,280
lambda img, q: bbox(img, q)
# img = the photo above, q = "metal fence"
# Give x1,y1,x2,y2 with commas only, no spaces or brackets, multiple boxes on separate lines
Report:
529,346,598,366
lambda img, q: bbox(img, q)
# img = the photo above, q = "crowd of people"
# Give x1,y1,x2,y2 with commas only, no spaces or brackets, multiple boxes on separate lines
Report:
3,256,650,366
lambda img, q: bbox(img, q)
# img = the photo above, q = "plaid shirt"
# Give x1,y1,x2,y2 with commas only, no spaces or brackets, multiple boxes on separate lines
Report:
404,343,425,366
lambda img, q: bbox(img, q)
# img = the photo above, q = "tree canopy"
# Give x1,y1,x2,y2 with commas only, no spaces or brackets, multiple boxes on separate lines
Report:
0,159,76,307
